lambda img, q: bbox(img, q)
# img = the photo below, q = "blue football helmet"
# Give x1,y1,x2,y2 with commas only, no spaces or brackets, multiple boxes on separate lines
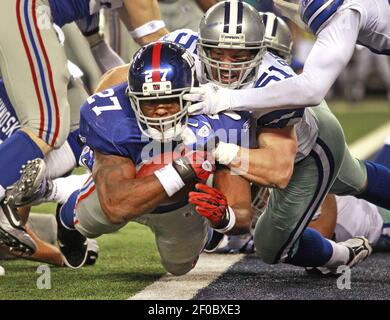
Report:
273,0,344,35
127,41,195,142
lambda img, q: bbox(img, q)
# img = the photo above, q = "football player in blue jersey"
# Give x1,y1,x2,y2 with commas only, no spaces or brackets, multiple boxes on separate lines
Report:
184,0,390,113
9,41,255,272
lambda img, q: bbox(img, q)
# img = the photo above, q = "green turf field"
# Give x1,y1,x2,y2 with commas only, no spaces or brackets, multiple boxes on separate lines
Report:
0,98,389,300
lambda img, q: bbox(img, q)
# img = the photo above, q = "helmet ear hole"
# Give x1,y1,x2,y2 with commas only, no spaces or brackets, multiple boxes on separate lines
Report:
127,41,195,142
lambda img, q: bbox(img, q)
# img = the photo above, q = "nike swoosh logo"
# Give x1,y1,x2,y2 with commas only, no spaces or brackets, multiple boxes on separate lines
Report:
187,122,199,128
81,158,89,168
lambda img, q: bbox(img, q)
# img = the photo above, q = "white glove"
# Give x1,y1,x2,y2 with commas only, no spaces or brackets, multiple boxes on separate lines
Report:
183,83,232,115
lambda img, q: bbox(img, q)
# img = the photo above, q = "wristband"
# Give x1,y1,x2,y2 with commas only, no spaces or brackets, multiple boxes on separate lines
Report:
129,20,166,39
214,206,236,234
172,157,196,183
154,163,185,197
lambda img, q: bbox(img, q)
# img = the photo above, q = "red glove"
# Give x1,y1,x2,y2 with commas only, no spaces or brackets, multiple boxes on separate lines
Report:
189,183,234,230
172,150,215,184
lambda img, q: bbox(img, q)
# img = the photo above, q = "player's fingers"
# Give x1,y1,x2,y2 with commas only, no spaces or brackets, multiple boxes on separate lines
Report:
188,192,213,203
183,92,204,102
188,102,206,115
195,183,221,197
196,206,213,218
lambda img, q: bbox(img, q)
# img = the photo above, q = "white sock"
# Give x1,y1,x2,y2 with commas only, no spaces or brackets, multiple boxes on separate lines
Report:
46,174,90,204
45,141,77,179
0,185,5,201
324,240,350,268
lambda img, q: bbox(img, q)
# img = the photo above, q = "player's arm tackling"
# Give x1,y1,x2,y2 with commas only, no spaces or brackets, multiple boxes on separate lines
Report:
92,151,169,224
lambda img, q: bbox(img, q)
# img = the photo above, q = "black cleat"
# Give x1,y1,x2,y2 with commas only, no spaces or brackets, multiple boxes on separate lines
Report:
4,158,52,207
0,201,36,256
305,236,373,277
204,228,225,253
56,204,88,269
85,239,99,266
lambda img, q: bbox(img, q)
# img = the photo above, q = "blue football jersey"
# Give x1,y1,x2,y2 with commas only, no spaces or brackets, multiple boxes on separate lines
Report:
79,82,148,166
184,112,251,151
48,0,123,27
0,79,21,143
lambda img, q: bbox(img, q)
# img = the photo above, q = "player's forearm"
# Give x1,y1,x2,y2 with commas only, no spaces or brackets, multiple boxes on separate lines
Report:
229,53,343,111
226,206,252,235
229,72,325,111
134,28,169,46
93,155,170,223
95,173,170,223
213,167,253,235
214,135,296,189
228,13,359,112
227,146,295,189
118,0,169,46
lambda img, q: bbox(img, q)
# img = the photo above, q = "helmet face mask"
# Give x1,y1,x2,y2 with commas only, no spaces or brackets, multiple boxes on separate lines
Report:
127,41,195,142
198,44,265,88
198,1,266,89
128,91,190,142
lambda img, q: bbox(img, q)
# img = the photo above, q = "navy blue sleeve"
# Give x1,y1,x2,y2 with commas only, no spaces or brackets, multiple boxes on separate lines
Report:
255,55,304,129
257,109,304,129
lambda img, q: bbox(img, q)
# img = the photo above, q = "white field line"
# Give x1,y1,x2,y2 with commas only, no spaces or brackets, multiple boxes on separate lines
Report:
128,253,244,300
128,120,390,300
348,121,390,159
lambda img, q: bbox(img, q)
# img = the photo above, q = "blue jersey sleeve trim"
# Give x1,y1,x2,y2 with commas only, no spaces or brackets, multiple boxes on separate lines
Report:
257,109,304,129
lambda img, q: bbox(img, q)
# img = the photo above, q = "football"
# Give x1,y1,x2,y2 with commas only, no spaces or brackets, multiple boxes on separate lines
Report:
136,152,195,205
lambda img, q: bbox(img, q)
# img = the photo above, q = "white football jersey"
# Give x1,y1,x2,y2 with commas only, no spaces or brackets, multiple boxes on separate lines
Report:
333,195,383,245
339,0,390,54
247,52,319,162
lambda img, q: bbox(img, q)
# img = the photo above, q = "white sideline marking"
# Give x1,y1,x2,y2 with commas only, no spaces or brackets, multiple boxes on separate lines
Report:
128,253,244,300
349,122,390,159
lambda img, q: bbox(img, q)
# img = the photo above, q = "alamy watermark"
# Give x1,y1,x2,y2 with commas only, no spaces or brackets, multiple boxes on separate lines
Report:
336,265,351,290
36,265,51,290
